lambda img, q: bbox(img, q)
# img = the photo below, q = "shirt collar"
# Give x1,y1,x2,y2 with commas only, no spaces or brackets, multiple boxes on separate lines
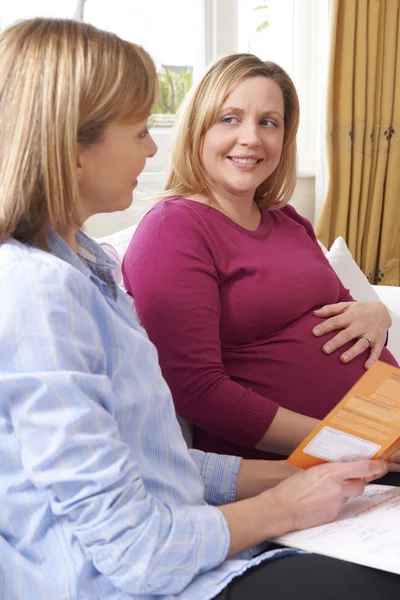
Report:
47,228,119,300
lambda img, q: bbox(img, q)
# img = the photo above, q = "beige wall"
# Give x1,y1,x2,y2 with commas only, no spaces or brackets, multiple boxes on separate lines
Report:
290,176,316,225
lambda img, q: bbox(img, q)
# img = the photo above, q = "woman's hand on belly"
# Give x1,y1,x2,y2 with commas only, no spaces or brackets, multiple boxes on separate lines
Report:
312,300,392,369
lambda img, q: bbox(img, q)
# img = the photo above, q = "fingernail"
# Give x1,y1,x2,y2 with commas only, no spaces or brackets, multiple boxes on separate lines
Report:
313,328,320,335
323,344,331,354
341,354,348,363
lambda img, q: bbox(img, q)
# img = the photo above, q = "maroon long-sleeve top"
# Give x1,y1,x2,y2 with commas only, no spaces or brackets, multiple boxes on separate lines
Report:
122,197,398,459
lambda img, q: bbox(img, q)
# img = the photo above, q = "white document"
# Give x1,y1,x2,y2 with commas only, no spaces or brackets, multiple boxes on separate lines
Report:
273,485,400,575
303,426,381,462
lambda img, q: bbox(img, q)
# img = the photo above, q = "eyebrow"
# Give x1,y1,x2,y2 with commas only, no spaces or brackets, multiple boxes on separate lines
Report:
219,106,284,119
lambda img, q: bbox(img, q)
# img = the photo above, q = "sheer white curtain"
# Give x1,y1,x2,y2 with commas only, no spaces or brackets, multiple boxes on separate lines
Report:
314,1,332,224
74,0,85,21
0,0,81,29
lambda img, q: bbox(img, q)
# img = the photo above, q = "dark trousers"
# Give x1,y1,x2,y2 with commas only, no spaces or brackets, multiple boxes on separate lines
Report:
216,473,400,600
374,471,400,486
215,553,400,600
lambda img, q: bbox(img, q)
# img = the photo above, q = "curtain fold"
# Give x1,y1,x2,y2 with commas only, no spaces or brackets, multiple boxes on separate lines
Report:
317,0,400,286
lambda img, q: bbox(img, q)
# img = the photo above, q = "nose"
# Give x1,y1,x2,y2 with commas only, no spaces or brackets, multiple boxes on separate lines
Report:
238,122,261,147
147,134,157,158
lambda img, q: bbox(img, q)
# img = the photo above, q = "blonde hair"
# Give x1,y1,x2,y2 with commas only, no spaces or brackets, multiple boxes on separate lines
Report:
164,53,299,209
0,18,157,249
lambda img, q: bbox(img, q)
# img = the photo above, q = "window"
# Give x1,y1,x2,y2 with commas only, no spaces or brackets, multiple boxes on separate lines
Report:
0,0,78,27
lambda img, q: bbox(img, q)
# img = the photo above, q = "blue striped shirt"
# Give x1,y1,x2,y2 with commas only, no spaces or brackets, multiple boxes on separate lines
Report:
0,230,292,600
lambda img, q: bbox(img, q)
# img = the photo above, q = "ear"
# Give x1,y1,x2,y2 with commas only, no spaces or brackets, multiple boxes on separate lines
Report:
76,143,85,180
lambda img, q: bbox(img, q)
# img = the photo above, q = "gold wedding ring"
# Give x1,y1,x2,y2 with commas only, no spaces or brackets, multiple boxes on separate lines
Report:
361,335,373,347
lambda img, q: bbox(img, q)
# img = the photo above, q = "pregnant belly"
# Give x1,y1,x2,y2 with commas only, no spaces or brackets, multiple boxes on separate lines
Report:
222,311,398,420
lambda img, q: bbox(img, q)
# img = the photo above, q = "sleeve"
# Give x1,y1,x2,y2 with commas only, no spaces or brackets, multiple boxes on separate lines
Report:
283,204,354,303
189,449,242,505
1,260,230,596
122,203,279,449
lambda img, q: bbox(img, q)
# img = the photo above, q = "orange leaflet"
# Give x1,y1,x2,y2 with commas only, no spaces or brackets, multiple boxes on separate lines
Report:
288,361,400,469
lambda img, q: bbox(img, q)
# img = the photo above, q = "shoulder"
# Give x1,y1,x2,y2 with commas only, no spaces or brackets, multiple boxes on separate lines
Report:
0,239,97,312
139,197,212,231
275,203,317,241
123,199,223,283
0,241,107,373
1,238,73,279
129,197,216,252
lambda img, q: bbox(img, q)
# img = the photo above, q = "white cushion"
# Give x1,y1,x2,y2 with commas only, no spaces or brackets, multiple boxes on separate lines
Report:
374,286,400,318
322,236,400,362
95,225,137,262
324,237,381,302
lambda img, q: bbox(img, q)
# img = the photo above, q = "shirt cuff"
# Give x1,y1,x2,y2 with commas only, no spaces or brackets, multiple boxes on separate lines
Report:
190,449,242,505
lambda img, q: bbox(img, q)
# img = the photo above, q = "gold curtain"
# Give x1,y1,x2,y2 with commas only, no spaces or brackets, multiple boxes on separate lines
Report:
316,0,400,286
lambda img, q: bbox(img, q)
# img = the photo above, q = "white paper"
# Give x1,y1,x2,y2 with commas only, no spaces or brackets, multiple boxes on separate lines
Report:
273,485,400,575
303,426,381,462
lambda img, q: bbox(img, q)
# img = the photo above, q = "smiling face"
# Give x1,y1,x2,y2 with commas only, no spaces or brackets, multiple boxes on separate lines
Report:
201,76,285,205
77,118,157,222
